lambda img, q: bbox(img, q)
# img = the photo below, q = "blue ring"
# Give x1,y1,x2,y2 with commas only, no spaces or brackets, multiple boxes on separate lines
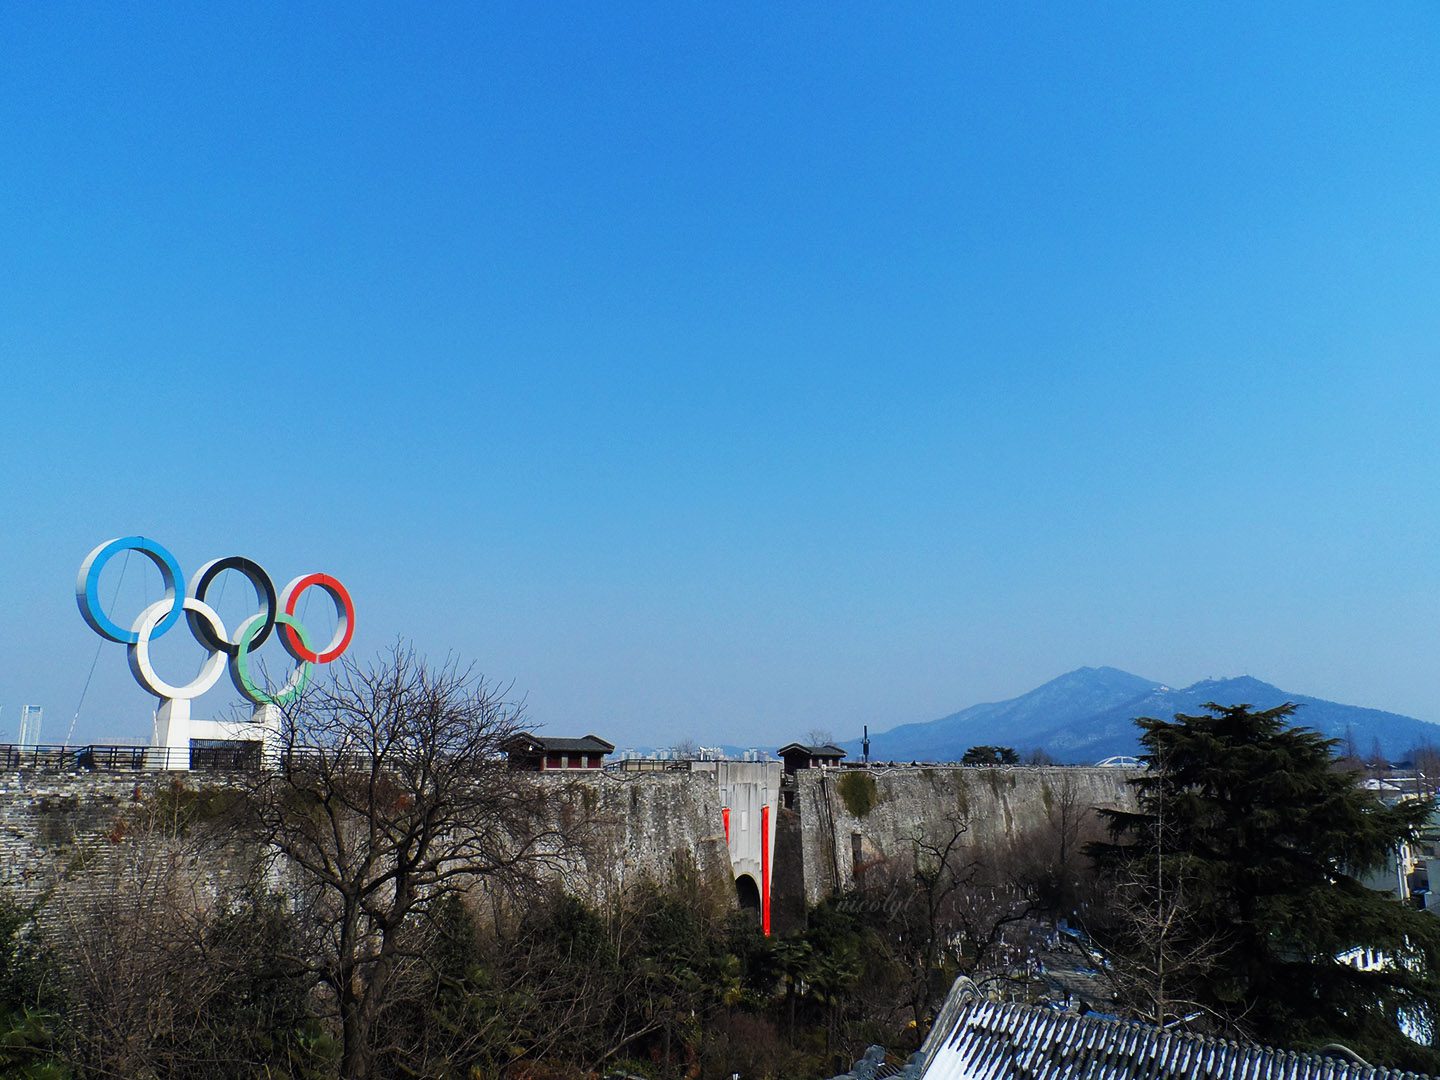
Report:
78,536,184,644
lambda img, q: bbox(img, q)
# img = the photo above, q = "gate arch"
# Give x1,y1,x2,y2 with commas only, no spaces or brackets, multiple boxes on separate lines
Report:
735,873,761,912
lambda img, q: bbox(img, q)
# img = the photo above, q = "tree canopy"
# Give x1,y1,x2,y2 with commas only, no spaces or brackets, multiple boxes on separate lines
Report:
961,745,1020,766
246,646,560,1080
1088,702,1440,1069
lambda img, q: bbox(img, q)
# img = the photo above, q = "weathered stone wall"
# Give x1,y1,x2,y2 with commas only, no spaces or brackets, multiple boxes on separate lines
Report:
793,766,1138,903
0,766,1135,914
529,770,733,904
0,772,179,896
771,805,808,933
0,769,735,906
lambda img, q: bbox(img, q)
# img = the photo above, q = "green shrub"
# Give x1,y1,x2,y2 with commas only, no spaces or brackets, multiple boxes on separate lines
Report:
837,772,878,818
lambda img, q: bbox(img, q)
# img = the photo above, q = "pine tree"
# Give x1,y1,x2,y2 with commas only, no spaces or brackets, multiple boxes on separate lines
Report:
961,745,1019,766
1089,702,1440,1069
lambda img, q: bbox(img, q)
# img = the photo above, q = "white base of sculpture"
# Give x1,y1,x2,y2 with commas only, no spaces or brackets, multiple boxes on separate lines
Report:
155,702,280,771
153,698,192,769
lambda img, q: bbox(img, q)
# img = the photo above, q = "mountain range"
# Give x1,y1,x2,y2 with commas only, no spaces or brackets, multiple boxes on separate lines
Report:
838,666,1440,764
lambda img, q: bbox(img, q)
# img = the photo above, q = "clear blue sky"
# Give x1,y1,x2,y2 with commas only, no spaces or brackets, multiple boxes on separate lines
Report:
3,4,1440,748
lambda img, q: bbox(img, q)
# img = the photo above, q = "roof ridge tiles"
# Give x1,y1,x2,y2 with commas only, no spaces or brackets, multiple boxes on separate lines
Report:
895,991,1433,1080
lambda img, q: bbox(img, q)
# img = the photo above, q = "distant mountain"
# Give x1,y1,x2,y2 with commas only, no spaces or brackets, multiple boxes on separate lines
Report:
837,667,1163,762
841,668,1440,764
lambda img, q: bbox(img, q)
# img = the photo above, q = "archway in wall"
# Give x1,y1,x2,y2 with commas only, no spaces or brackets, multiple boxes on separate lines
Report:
735,873,761,914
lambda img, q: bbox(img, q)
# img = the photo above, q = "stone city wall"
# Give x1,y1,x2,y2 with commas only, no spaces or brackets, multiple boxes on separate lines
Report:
792,765,1139,904
0,768,736,907
531,769,734,905
0,772,184,897
0,766,1136,915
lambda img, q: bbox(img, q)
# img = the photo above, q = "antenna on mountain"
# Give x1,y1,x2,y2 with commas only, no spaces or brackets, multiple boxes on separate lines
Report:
863,724,870,764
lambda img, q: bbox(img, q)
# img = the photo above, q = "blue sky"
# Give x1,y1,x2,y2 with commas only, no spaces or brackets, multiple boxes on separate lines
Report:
3,4,1440,748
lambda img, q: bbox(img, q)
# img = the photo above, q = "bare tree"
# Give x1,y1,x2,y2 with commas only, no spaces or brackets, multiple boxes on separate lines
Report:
1411,741,1440,798
1337,727,1364,773
1085,861,1230,1028
1367,736,1389,782
1044,770,1084,870
807,728,836,746
243,645,562,1080
855,814,1039,1044
48,794,215,1078
45,783,316,1079
381,859,738,1077
1027,769,1108,915
1083,778,1232,1030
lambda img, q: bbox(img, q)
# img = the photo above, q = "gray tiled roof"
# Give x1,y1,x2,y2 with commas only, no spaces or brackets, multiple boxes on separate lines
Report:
504,733,615,754
926,1000,1431,1080
779,742,848,757
828,981,1433,1080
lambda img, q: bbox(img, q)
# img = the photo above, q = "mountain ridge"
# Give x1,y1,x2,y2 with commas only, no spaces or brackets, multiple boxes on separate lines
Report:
839,667,1440,764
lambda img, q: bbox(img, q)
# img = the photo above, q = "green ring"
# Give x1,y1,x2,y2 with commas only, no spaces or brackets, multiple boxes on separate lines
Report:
233,612,313,706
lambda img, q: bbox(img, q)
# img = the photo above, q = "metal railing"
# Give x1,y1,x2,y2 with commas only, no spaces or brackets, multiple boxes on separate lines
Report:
189,743,262,771
609,758,694,773
0,745,86,771
0,744,261,773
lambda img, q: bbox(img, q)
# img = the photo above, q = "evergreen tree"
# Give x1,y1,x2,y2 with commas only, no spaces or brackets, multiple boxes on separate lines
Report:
961,745,1020,766
1089,702,1440,1069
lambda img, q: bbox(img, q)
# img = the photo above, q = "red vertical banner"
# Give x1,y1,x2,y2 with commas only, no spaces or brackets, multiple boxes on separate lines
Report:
722,806,731,844
761,803,771,936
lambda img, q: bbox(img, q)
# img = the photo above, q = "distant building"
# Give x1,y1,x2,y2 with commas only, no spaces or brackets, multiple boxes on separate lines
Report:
503,733,614,771
777,742,846,775
1355,786,1440,912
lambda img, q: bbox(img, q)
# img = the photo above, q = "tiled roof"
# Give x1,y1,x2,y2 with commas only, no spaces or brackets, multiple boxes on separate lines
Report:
827,980,1433,1080
925,1000,1430,1080
503,733,615,754
779,742,848,757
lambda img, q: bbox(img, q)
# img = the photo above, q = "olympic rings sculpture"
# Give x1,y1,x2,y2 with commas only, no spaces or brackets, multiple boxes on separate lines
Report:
77,536,355,707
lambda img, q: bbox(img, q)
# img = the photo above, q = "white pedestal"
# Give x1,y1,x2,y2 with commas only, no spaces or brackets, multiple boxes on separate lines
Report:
153,698,192,770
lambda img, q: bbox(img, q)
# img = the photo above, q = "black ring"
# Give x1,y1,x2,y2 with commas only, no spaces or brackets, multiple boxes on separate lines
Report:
188,556,277,656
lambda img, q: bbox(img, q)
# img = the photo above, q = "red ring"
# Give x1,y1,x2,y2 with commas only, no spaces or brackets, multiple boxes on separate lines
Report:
282,573,355,663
